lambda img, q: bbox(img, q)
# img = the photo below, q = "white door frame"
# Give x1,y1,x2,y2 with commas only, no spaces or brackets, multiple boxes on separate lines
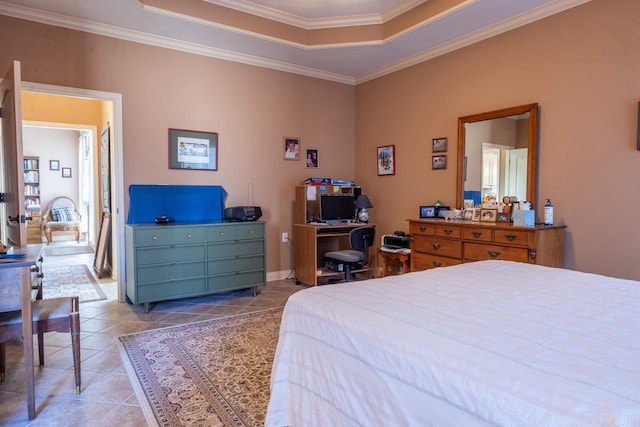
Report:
22,81,126,302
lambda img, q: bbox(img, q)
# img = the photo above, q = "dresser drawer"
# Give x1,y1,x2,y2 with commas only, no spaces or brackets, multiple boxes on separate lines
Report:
136,261,205,283
136,245,205,265
133,228,173,246
413,237,462,258
464,242,529,263
207,270,264,292
409,222,435,236
435,224,461,239
137,277,205,302
493,229,529,247
207,255,264,274
171,227,205,245
207,240,264,258
412,252,462,270
462,227,493,243
206,223,264,243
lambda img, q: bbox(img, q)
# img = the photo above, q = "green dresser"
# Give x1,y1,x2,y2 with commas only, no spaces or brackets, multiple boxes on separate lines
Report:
126,222,265,312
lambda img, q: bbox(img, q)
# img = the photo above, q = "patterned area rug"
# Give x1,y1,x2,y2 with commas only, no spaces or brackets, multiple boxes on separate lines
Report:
118,308,283,427
43,264,107,302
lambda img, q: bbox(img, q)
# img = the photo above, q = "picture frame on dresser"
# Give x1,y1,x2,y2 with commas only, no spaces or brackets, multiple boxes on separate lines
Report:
464,209,474,220
496,211,510,223
169,128,218,171
480,208,497,222
420,205,436,218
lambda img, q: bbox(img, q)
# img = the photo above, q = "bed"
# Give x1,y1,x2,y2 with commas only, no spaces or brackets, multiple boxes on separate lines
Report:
266,260,640,426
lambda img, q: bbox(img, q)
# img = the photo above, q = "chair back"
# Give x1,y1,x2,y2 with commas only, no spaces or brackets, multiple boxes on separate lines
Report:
44,196,80,222
349,226,375,265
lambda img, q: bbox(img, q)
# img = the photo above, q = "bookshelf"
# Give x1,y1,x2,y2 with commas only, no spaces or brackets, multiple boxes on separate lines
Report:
23,156,42,243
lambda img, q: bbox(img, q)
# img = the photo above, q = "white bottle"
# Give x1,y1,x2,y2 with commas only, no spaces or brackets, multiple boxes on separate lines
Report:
544,199,554,225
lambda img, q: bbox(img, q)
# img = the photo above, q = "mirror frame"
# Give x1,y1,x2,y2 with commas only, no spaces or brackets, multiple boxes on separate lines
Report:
456,103,538,209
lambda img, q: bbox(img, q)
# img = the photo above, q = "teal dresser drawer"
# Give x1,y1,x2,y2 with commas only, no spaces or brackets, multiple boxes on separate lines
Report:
207,270,265,293
136,245,205,266
134,228,173,246
171,227,205,244
208,255,264,274
133,226,205,246
206,222,264,242
137,261,205,283
207,241,264,258
138,277,205,302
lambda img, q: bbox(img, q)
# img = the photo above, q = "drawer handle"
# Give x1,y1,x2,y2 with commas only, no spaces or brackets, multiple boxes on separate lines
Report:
153,236,157,240
432,243,441,250
472,231,482,238
505,234,517,241
248,230,253,234
419,226,426,232
487,250,501,258
444,229,453,235
432,261,442,267
169,261,176,265
169,278,176,282
186,234,192,238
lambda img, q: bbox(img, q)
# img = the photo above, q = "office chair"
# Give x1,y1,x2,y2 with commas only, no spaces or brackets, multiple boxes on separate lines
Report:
324,226,375,282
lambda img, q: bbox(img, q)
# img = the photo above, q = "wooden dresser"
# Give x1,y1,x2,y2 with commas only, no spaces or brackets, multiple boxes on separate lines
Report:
408,219,565,271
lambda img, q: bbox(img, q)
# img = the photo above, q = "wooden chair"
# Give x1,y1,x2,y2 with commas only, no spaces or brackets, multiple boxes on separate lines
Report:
41,196,82,244
0,267,81,393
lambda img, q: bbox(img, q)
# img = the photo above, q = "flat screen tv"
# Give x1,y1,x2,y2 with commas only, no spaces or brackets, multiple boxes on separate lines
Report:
320,194,356,224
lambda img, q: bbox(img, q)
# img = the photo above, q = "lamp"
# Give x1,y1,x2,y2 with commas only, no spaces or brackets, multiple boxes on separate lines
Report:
355,194,373,223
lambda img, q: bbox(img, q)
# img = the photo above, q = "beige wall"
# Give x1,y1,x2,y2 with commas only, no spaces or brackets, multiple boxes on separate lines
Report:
357,0,640,280
2,0,640,281
0,14,356,275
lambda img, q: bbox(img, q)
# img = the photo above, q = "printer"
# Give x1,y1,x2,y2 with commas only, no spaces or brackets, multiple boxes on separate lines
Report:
381,232,411,252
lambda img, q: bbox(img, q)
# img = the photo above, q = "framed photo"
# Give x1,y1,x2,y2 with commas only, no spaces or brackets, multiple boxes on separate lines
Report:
472,208,482,221
463,199,474,210
496,211,511,223
480,208,498,222
61,167,72,178
432,137,447,153
377,145,395,176
463,209,474,220
419,205,436,218
284,137,300,160
305,149,318,168
49,160,60,171
169,128,218,171
432,154,447,170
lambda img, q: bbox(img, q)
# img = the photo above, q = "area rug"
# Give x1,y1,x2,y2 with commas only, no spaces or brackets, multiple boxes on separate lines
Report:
42,264,107,302
45,245,94,256
117,308,283,427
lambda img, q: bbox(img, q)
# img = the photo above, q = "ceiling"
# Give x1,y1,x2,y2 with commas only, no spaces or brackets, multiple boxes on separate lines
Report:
0,0,590,84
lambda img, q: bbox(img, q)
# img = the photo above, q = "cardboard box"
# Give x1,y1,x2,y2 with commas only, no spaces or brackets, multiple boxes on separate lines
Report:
513,210,535,226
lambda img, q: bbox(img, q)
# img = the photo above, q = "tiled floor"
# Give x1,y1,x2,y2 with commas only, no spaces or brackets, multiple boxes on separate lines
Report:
0,242,304,426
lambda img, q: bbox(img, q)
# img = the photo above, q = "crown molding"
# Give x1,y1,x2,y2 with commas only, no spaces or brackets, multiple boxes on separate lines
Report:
357,0,592,84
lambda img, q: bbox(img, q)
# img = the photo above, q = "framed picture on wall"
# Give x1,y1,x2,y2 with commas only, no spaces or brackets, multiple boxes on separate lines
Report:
305,149,319,168
432,137,447,153
62,167,72,178
377,145,395,175
284,137,300,160
50,160,60,171
169,128,218,171
432,154,447,170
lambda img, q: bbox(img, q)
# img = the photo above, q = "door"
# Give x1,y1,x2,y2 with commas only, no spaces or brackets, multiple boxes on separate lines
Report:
1,60,26,247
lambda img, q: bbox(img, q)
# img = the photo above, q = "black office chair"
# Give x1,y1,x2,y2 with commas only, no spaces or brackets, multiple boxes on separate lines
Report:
324,226,375,282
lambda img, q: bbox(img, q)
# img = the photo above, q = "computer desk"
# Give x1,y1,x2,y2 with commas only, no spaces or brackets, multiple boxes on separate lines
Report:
293,223,376,286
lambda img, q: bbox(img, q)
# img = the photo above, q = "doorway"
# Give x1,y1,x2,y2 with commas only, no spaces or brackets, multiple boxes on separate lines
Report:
22,81,125,302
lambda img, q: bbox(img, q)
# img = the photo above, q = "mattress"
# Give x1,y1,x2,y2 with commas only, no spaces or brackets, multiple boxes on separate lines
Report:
266,261,640,427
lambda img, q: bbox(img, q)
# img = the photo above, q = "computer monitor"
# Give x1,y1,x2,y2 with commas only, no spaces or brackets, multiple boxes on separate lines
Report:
320,194,356,224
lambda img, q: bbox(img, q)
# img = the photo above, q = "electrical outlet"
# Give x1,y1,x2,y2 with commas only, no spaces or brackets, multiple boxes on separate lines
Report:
281,232,289,243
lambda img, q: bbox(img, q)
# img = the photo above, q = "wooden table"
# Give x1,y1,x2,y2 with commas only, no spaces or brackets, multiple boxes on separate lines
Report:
378,249,411,277
0,244,44,419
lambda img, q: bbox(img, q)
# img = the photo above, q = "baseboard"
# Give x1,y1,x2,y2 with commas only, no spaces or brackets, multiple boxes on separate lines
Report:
267,270,294,282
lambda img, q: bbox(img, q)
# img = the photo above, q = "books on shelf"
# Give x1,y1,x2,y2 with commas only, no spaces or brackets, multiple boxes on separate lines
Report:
23,158,39,170
302,177,358,187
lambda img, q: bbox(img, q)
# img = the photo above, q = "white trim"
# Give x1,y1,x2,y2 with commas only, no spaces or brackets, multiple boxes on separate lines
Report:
22,82,127,303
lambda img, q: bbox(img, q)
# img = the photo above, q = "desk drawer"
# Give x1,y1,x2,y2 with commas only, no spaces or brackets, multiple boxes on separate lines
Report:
464,243,529,262
413,237,461,258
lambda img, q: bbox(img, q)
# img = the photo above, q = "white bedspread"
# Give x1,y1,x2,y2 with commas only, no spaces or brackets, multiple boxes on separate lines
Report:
266,261,640,427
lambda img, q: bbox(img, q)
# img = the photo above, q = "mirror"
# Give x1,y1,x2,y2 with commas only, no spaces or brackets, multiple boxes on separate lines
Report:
456,103,538,209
